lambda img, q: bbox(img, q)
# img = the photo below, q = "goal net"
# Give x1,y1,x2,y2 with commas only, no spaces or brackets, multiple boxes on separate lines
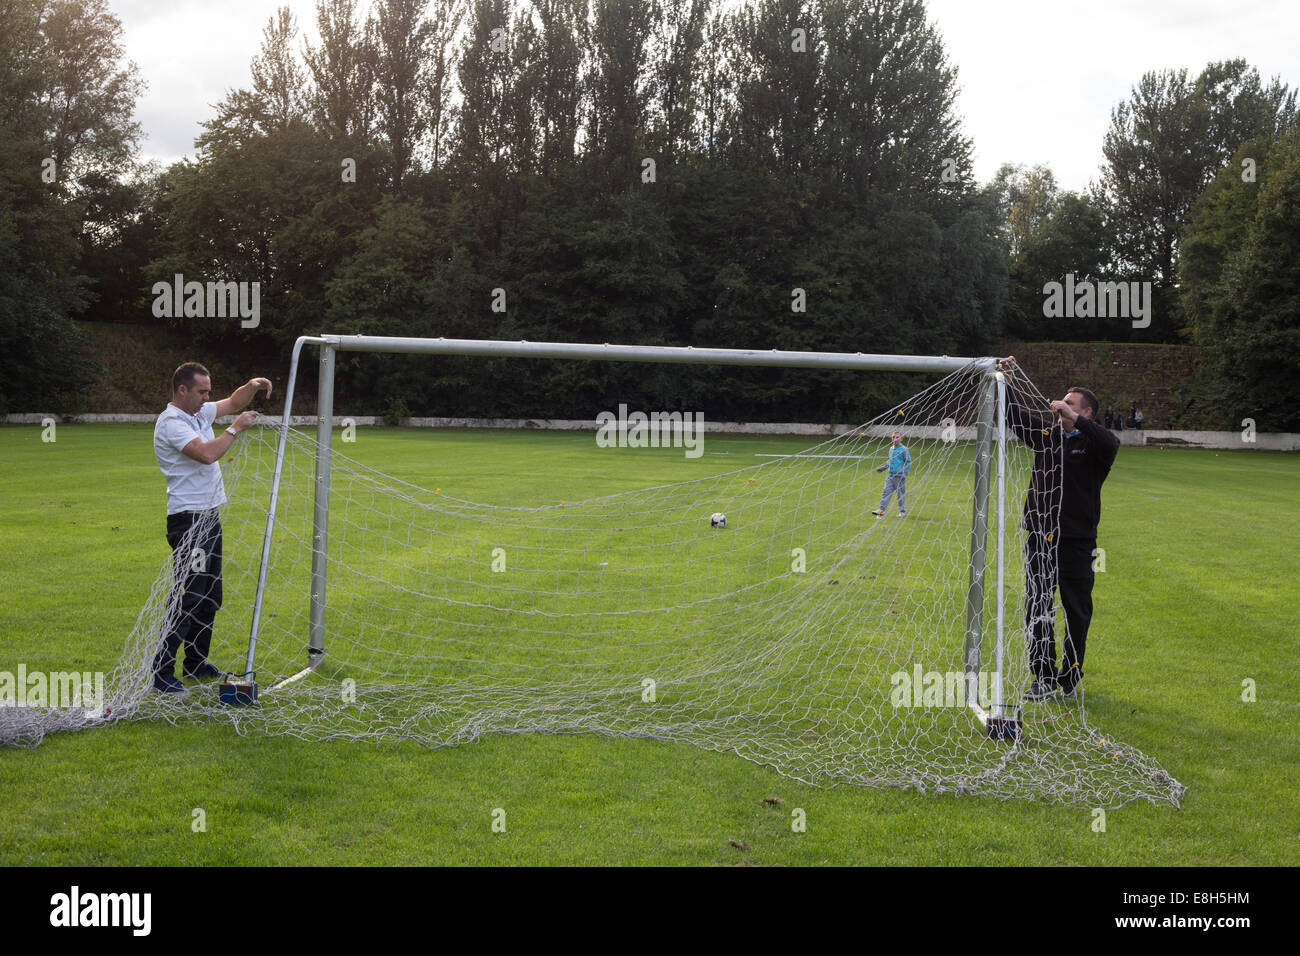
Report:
2,344,1184,807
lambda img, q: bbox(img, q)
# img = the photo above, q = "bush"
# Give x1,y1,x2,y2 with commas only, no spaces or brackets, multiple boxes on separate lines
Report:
381,394,410,427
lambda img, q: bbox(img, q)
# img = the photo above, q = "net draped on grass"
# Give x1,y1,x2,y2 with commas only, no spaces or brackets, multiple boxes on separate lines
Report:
2,364,1185,807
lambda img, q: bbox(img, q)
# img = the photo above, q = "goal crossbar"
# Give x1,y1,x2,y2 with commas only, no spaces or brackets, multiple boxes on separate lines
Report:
246,335,1008,730
316,334,993,374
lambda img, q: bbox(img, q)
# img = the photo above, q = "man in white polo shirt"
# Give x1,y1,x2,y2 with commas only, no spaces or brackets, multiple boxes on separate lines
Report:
152,362,270,694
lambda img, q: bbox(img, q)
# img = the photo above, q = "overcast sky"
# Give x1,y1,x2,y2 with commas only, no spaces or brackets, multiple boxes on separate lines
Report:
114,0,1298,192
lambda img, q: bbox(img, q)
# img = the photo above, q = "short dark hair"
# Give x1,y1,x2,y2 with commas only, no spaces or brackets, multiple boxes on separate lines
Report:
172,362,210,393
1067,386,1099,418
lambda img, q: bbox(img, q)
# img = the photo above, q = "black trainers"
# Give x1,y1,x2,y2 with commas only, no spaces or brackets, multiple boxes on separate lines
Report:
1024,679,1060,701
183,662,223,680
1060,682,1080,699
153,673,188,695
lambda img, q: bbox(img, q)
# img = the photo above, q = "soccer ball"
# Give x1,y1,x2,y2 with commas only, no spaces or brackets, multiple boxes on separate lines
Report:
710,512,727,529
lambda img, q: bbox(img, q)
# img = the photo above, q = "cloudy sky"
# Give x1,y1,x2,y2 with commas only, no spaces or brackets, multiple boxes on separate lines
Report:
114,0,1298,192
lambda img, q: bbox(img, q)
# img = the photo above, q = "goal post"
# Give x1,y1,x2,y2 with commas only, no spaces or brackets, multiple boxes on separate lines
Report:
963,370,1017,736
244,334,1010,734
963,369,995,722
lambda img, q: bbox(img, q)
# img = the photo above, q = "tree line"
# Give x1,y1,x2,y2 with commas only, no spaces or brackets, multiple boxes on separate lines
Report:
1,0,1296,428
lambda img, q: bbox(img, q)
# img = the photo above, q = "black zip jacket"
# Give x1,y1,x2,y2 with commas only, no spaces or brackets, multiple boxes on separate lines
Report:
1006,385,1120,539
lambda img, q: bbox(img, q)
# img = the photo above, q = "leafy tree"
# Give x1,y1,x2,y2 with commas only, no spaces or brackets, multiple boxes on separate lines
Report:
818,0,971,198
424,0,466,169
697,7,733,161
727,0,823,177
1010,193,1110,340
78,165,166,323
531,0,585,175
454,0,514,181
986,163,1058,260
1095,59,1294,338
251,6,309,131
302,0,377,142
983,165,1111,340
587,0,656,188
0,0,142,412
372,0,432,190
325,197,483,413
1181,130,1300,429
500,174,688,415
647,0,710,166
38,0,143,185
149,91,380,362
1179,138,1271,340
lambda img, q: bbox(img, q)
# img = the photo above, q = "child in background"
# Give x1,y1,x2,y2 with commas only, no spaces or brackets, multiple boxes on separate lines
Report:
872,431,911,517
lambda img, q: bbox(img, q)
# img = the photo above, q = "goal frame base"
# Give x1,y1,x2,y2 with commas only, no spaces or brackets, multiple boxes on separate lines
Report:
218,680,259,706
970,700,1023,741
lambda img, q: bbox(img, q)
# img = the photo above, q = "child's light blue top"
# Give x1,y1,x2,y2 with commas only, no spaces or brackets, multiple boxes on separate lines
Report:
888,444,911,475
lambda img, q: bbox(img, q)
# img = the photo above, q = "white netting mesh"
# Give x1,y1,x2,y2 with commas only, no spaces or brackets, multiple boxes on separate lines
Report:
2,363,1184,807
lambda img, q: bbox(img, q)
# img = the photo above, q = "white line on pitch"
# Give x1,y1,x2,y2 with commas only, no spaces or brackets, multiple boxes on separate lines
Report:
754,454,873,459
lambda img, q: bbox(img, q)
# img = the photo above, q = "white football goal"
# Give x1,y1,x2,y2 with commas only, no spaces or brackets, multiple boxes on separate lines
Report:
253,337,1011,730
3,334,1185,807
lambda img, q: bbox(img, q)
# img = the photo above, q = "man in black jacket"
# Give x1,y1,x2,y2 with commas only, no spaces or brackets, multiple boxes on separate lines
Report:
999,356,1119,699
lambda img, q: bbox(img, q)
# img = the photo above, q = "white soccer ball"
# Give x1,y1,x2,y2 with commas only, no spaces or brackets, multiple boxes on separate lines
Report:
710,512,727,529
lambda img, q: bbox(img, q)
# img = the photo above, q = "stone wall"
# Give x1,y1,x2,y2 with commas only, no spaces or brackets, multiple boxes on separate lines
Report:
997,340,1208,429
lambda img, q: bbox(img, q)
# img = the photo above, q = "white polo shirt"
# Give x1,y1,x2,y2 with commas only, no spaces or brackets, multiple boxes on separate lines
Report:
154,401,228,515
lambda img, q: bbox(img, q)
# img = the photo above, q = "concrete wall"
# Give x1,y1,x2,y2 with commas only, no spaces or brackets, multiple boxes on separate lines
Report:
1117,429,1299,451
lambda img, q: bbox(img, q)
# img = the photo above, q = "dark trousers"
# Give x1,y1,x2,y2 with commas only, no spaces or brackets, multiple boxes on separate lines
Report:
1024,533,1095,690
154,510,223,677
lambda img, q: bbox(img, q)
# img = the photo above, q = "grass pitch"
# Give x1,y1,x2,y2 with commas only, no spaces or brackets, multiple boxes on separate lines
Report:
0,425,1296,865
